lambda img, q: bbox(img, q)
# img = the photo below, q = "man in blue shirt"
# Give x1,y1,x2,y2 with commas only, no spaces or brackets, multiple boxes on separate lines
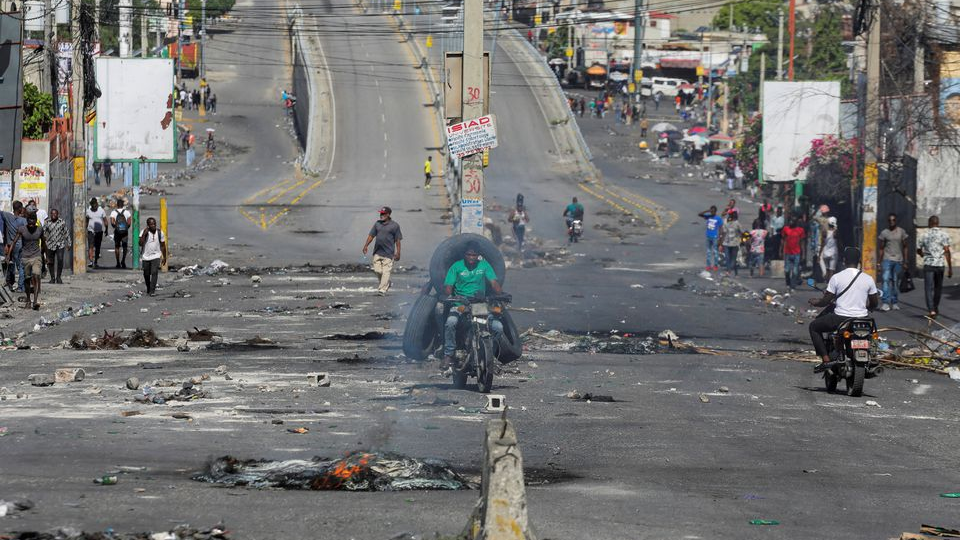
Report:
698,205,724,271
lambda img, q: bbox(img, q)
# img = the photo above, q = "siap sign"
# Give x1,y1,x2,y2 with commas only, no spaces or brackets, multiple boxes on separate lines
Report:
446,115,498,158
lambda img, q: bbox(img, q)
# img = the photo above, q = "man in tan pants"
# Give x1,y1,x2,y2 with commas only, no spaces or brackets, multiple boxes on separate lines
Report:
362,206,403,295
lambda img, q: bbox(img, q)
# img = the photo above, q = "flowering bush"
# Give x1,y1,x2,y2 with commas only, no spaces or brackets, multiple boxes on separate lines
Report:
793,135,860,177
735,114,762,184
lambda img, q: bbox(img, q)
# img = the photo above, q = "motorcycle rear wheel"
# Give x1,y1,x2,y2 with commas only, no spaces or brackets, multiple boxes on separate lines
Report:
846,364,865,397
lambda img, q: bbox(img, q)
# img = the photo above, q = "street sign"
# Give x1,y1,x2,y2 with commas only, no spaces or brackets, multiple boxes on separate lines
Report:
634,69,642,82
696,66,704,76
426,35,433,48
446,114,498,158
394,0,401,10
565,47,573,57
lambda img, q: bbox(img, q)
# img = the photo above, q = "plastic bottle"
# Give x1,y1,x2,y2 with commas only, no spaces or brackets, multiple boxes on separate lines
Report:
94,476,118,485
749,520,779,525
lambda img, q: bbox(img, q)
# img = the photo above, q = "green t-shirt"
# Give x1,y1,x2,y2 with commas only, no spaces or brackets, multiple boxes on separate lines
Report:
444,259,498,299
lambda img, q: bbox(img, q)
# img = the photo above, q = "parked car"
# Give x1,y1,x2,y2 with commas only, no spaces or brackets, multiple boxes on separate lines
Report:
650,77,688,98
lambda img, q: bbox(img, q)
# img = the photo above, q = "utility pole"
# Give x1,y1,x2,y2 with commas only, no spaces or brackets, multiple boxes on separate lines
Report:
632,0,645,102
140,0,148,57
698,32,704,95
721,81,729,133
861,2,881,277
119,0,132,57
728,1,733,30
914,10,924,94
459,0,484,234
787,0,796,80
71,0,86,275
776,8,783,80
42,0,52,93
200,0,206,80
177,0,184,81
759,52,765,104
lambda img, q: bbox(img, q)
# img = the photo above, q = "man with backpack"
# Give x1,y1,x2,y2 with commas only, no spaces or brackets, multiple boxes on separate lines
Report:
111,199,132,269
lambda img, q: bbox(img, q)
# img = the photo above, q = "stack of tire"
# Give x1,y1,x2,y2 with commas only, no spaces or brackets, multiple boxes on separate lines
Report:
402,233,523,364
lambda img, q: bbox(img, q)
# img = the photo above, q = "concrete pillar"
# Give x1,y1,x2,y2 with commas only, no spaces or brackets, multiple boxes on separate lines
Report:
463,419,537,540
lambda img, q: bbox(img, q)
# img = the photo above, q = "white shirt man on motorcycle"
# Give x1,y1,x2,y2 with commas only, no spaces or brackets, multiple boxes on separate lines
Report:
807,247,880,372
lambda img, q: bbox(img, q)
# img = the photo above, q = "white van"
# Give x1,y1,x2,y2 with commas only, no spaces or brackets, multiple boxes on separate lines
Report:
650,77,688,98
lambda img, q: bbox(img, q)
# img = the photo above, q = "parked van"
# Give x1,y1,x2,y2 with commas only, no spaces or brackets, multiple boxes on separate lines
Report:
650,77,688,98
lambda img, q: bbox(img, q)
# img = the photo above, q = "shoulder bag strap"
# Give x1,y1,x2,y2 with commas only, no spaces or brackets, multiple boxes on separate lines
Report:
834,270,863,301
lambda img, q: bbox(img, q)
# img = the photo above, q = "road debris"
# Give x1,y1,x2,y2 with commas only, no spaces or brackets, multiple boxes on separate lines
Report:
0,498,34,517
195,452,473,491
0,524,229,539
27,374,54,387
93,475,118,485
699,394,710,403
865,400,881,407
187,327,221,341
54,368,85,383
287,427,309,434
307,372,331,387
321,331,390,341
70,329,168,350
748,519,779,526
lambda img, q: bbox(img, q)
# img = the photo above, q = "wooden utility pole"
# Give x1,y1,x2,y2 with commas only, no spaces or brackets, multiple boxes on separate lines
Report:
71,0,86,275
759,52,766,104
119,0,132,57
787,0,796,80
42,0,52,93
861,2,881,277
776,8,783,80
631,0,645,101
459,0,484,234
141,0,148,57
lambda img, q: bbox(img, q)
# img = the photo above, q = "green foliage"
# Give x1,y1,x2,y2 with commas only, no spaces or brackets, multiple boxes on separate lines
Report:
713,0,782,38
22,83,54,139
187,0,236,18
544,26,570,60
735,114,762,185
796,7,850,96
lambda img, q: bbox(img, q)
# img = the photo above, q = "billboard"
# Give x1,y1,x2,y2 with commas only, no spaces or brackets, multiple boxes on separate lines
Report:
0,12,23,171
761,81,841,183
95,58,176,162
940,51,960,125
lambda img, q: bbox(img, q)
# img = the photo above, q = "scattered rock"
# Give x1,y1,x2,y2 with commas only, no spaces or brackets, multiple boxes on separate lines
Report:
698,394,710,403
54,368,85,383
27,374,54,387
251,275,262,283
126,377,141,390
865,400,881,408
308,372,331,387
717,386,730,393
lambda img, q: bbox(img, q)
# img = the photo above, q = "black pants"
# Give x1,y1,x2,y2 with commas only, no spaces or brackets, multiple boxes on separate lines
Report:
143,258,160,294
513,223,525,250
46,247,66,280
924,266,945,312
89,231,103,263
114,230,128,264
809,312,848,357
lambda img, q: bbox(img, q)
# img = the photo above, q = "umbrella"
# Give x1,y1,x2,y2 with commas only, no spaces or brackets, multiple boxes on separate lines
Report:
709,133,734,142
651,122,678,132
663,130,684,140
548,58,567,66
703,155,727,164
609,72,629,82
688,126,708,134
683,134,708,144
717,149,736,157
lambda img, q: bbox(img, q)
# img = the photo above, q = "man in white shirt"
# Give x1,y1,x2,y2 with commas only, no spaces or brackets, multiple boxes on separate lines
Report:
110,199,133,269
807,248,880,372
138,217,167,296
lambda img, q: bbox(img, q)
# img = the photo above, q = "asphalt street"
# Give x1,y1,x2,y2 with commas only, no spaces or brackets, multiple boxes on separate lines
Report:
1,1,959,539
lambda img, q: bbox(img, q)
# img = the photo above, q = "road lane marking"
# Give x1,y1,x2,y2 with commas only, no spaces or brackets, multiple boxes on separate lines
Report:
266,179,307,204
243,178,293,204
578,183,633,216
604,184,680,231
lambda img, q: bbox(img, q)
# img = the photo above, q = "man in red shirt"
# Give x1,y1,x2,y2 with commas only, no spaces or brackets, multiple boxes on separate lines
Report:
780,217,806,291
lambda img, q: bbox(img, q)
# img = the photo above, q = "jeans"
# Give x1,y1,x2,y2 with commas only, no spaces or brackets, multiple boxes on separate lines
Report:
724,245,739,275
809,312,849,357
513,223,525,251
444,312,504,358
785,253,802,289
142,258,161,294
750,252,764,271
47,247,66,280
881,260,902,305
705,236,719,268
924,266,945,312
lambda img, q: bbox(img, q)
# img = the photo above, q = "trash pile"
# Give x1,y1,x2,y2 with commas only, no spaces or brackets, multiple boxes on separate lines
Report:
0,524,229,539
0,497,34,517
133,380,210,404
69,329,168,350
521,329,716,355
871,320,960,371
194,452,474,491
896,524,960,540
178,259,231,276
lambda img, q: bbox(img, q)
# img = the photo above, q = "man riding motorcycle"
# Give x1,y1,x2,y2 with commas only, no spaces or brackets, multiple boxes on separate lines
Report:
563,197,584,232
808,247,880,373
441,244,504,369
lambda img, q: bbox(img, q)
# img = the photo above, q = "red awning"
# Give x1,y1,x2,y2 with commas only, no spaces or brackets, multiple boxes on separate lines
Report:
659,58,701,69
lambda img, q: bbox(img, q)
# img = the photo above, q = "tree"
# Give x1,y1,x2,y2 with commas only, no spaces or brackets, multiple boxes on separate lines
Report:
22,83,54,139
713,0,782,38
796,6,850,96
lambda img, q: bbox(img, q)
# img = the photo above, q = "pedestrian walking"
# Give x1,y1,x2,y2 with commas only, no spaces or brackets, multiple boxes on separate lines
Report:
917,215,952,318
361,206,402,296
6,201,25,291
85,198,107,269
508,201,529,252
654,92,661,110
819,216,841,282
698,205,724,271
768,205,785,259
639,117,649,137
110,199,132,269
423,156,433,189
578,97,585,117
103,158,113,186
138,217,167,296
720,211,743,276
210,93,217,113
781,218,806,291
749,219,768,277
43,208,69,284
6,211,43,309
878,212,908,311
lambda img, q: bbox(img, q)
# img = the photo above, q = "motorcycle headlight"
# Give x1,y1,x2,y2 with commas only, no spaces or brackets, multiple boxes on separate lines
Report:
490,305,503,314
842,331,851,339
456,305,466,313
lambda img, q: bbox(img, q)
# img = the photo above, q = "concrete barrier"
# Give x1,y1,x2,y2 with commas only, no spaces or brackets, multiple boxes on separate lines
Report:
286,3,335,175
463,418,537,540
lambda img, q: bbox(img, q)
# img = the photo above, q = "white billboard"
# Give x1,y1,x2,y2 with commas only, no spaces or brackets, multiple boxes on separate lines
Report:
95,58,176,162
761,81,840,183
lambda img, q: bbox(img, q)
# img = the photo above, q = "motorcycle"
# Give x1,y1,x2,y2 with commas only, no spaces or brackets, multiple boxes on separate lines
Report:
442,294,512,393
568,219,583,243
807,278,883,397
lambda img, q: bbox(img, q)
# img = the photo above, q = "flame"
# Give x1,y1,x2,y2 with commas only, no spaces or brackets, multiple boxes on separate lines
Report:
311,452,374,489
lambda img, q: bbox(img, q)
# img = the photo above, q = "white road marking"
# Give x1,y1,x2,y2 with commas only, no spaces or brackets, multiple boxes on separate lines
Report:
381,113,386,122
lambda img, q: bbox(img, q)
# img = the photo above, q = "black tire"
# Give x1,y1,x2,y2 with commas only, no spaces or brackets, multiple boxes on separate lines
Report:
495,310,523,364
477,337,494,394
402,294,439,361
847,364,865,397
824,371,838,393
429,234,506,294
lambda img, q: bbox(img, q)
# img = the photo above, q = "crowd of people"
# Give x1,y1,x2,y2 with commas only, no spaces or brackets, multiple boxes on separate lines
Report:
174,82,217,113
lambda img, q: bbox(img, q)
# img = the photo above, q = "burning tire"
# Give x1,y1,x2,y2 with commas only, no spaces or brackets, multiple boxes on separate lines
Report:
429,234,506,294
402,294,440,361
495,310,523,364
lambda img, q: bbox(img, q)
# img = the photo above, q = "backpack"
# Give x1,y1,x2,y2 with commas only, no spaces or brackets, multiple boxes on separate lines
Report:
116,211,128,232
